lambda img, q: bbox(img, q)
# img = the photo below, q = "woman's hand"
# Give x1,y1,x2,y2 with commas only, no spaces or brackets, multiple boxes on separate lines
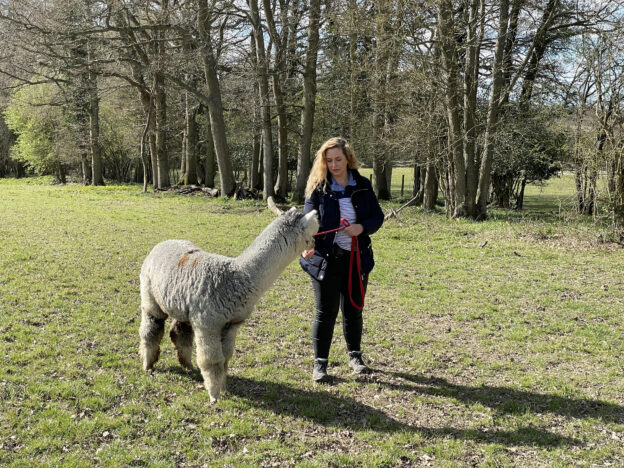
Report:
344,223,364,237
302,249,315,258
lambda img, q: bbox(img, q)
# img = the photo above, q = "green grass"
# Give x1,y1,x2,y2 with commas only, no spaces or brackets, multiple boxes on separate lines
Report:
1,176,624,466
360,167,611,217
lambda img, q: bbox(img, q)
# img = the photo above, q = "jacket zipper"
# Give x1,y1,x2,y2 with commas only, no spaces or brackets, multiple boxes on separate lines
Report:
351,188,366,218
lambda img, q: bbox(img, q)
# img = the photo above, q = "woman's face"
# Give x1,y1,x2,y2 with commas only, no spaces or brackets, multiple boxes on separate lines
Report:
325,146,348,180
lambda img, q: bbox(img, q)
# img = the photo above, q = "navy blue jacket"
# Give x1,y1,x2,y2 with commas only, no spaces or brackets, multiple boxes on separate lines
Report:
299,169,384,281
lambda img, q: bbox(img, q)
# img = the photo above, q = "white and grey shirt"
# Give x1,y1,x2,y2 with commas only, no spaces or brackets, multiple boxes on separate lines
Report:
330,171,357,251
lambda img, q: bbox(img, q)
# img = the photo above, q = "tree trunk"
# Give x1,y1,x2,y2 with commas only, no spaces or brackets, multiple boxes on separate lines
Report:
476,0,510,218
258,134,265,191
251,108,262,191
88,82,103,186
608,159,616,195
249,34,262,192
575,166,585,213
292,0,321,203
203,115,216,188
148,129,158,187
491,173,513,208
515,174,527,210
462,0,481,216
372,0,394,200
248,0,274,200
614,153,624,237
250,134,261,190
263,0,288,199
152,71,170,189
271,71,288,198
412,165,421,197
573,77,590,214
501,0,523,104
585,168,597,216
180,131,187,182
184,94,199,186
80,157,90,184
423,161,437,211
437,0,466,216
128,58,156,189
348,0,358,140
140,99,153,193
57,163,67,184
373,159,392,200
582,125,609,216
198,0,235,196
83,44,104,186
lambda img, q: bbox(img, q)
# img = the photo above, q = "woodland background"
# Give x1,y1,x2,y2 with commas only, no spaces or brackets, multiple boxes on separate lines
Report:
0,0,623,224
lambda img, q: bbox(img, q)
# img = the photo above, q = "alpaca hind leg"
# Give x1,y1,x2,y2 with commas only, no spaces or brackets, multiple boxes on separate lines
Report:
221,321,243,373
139,277,167,371
139,308,166,371
170,320,194,369
194,327,226,403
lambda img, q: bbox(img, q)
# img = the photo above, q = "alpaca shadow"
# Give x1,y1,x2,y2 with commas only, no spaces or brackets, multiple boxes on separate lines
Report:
227,375,579,447
160,365,203,381
378,371,624,424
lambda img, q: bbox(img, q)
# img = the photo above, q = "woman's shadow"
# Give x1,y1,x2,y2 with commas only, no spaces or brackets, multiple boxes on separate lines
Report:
380,370,624,423
224,372,584,447
168,365,624,447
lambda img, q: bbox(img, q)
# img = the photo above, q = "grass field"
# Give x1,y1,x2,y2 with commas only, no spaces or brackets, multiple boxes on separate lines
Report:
1,176,624,466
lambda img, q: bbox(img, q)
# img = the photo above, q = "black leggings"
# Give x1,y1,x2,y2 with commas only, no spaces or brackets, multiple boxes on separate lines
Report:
311,249,368,359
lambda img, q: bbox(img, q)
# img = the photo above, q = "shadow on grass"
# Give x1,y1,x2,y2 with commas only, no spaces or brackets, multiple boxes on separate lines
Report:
161,365,203,380
226,375,578,447
381,371,624,424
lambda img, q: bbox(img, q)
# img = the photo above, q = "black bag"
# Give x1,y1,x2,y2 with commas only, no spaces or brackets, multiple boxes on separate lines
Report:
299,252,328,281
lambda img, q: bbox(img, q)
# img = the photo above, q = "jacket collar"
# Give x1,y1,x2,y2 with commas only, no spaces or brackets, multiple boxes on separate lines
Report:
330,170,356,191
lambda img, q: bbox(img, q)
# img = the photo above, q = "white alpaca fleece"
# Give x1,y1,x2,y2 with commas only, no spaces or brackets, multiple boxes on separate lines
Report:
138,208,319,403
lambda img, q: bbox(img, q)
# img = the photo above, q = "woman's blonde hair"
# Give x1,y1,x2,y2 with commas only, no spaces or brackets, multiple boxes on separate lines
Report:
305,137,360,197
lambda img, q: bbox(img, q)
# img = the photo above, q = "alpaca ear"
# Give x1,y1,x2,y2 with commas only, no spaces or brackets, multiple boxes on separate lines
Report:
302,210,319,232
288,206,297,213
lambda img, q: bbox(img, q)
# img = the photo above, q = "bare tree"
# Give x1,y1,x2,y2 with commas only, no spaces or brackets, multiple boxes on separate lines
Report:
197,0,235,195
293,0,321,203
247,0,274,200
475,0,510,217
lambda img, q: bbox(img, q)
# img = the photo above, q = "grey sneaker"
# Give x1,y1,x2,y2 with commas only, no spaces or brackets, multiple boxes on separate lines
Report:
312,358,330,383
348,351,371,374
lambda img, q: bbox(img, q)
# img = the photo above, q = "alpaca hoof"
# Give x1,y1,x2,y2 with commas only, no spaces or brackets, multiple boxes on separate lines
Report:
209,396,218,404
141,348,160,372
179,359,193,370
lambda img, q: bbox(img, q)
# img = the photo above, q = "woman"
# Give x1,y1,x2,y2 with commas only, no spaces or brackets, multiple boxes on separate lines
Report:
300,137,384,383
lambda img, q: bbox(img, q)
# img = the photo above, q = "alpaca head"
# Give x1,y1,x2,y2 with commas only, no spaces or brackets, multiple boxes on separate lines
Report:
282,207,319,253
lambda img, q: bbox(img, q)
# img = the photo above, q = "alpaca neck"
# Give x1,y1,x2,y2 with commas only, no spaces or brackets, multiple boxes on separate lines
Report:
236,233,296,297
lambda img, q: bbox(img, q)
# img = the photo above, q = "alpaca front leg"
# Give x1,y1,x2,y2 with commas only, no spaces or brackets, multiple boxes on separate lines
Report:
195,328,226,403
139,308,166,371
221,321,243,373
170,320,194,369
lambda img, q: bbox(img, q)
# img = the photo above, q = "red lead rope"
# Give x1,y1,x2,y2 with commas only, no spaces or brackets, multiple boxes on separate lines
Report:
314,218,365,310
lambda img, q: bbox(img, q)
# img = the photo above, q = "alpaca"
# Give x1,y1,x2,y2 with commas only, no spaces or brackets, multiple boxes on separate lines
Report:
139,208,319,403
